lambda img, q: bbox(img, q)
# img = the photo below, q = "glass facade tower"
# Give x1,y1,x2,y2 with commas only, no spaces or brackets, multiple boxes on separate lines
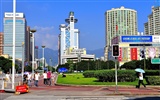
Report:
3,12,26,60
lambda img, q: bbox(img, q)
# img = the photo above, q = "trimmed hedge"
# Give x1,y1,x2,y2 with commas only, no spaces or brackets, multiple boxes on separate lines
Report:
83,70,137,82
83,70,95,78
145,76,160,85
145,70,160,76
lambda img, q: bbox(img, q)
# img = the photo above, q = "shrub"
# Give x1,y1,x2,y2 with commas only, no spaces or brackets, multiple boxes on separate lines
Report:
145,70,160,76
146,76,160,85
83,70,95,78
94,70,136,82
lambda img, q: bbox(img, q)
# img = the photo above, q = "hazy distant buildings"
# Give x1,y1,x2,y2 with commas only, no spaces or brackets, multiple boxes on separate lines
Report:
144,6,160,35
104,6,138,61
3,12,28,61
59,12,95,64
0,32,3,55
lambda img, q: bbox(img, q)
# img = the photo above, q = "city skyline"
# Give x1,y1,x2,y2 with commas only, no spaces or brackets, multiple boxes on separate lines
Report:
0,0,157,50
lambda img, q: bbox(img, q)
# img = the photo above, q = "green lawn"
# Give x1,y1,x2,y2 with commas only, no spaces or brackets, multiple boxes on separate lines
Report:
57,73,147,86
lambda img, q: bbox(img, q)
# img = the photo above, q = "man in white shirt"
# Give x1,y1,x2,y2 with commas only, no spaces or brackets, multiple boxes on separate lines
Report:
34,71,40,87
138,72,146,88
27,72,32,87
43,71,47,85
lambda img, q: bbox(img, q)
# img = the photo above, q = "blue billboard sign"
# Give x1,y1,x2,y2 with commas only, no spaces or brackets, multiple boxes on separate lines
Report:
58,67,68,73
121,36,152,43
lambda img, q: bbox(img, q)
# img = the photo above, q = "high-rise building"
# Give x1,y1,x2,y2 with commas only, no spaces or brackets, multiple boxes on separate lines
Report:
3,12,27,60
104,6,138,61
0,32,3,55
144,6,160,35
59,12,79,64
59,12,95,64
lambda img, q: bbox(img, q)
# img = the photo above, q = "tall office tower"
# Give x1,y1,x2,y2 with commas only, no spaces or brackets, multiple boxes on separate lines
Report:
65,12,79,49
0,32,3,55
104,6,138,61
144,6,160,35
3,12,27,60
59,12,79,64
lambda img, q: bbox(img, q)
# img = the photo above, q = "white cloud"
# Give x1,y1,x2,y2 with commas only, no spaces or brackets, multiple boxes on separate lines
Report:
33,26,58,50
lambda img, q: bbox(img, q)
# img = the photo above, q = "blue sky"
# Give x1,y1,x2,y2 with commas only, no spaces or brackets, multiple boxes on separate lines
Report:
0,0,157,50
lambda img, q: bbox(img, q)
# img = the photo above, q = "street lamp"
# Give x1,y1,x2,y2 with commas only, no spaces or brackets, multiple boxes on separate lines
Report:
22,42,24,82
50,58,52,66
42,45,45,72
12,0,16,89
30,29,36,74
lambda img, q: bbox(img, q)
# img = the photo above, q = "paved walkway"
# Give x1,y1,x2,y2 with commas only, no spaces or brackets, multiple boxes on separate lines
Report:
27,73,160,96
1,73,160,100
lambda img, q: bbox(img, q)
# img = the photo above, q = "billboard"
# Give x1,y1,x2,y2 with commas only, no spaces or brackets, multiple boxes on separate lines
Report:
121,36,152,43
130,48,137,60
122,48,128,61
148,47,156,58
152,36,160,43
58,67,68,73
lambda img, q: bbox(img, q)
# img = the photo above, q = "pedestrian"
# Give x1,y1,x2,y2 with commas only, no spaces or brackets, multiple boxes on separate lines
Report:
47,70,51,86
43,71,47,85
34,71,40,87
51,73,55,85
5,72,11,83
23,74,28,85
137,72,146,88
27,72,32,87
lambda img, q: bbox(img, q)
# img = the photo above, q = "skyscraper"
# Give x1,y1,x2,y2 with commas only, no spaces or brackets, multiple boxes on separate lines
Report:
59,12,79,64
104,6,138,61
0,32,3,55
144,6,160,35
3,12,27,60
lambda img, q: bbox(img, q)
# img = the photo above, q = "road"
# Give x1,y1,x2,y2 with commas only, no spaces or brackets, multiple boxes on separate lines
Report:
1,73,160,100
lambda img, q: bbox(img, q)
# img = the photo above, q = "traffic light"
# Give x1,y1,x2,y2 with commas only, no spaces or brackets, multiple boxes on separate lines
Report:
112,44,119,57
140,49,145,58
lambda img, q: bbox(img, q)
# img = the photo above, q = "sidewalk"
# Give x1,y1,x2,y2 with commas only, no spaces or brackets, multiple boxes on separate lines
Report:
28,74,160,96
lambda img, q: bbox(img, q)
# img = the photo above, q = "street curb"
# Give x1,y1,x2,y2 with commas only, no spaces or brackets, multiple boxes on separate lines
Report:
55,83,160,88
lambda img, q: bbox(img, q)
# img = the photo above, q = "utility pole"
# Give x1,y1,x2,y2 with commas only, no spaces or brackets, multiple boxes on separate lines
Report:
115,57,118,93
12,0,16,90
22,42,24,82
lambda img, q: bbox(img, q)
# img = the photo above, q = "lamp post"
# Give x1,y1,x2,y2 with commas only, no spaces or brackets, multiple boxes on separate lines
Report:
42,46,45,72
30,29,36,74
49,58,52,71
12,0,16,89
50,58,52,66
22,42,24,82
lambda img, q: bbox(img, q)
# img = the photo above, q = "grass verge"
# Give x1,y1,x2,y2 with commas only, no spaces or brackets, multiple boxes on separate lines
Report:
56,73,147,86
